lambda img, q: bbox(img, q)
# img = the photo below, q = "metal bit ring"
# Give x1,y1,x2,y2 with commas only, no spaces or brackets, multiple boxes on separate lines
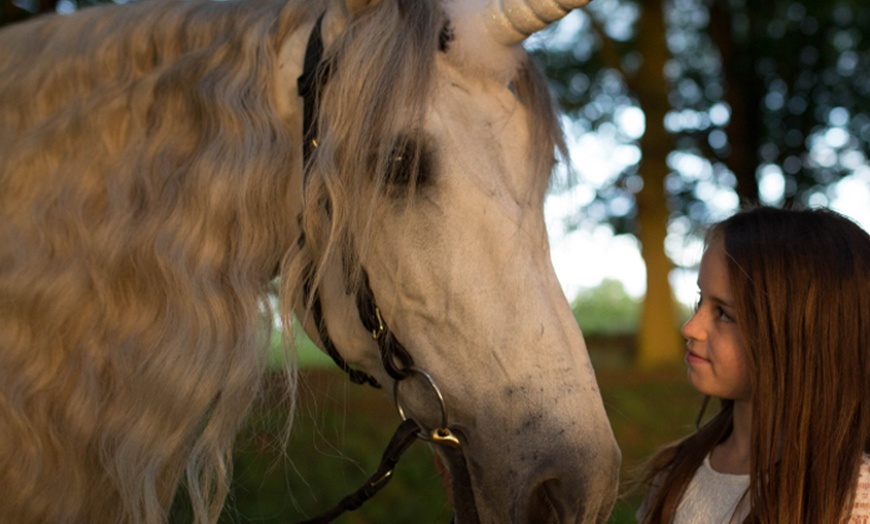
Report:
393,366,460,448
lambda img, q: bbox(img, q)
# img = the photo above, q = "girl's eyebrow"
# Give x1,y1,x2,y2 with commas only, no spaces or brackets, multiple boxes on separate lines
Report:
696,287,736,310
709,296,734,309
707,294,736,310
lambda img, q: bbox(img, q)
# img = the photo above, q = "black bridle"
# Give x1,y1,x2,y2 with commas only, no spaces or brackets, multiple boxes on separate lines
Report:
294,13,464,523
296,13,415,389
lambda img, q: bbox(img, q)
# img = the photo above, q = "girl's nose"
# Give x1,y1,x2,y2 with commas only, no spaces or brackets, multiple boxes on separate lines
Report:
681,310,703,342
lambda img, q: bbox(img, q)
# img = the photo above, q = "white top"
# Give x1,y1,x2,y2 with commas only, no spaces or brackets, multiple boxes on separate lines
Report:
671,453,750,523
637,453,870,523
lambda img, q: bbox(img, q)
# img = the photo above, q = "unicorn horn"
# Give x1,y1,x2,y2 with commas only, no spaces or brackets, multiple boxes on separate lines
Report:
484,0,593,45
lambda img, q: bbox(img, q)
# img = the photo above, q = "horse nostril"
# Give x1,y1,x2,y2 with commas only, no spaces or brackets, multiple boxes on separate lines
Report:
527,478,562,524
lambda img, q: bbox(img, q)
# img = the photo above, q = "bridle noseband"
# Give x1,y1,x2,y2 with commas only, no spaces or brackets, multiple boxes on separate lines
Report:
294,13,463,523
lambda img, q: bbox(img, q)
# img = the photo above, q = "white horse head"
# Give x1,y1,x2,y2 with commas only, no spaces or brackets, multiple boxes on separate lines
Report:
0,0,619,522
288,0,619,521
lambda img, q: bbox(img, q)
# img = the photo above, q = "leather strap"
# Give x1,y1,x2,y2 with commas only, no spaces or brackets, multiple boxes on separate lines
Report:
356,269,415,381
301,261,381,387
296,419,423,524
297,12,331,172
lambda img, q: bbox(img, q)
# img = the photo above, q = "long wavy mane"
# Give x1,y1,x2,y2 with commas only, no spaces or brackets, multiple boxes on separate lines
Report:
0,0,308,521
0,0,564,521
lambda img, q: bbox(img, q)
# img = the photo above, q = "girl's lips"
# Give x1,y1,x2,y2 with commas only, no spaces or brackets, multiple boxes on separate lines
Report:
685,350,709,364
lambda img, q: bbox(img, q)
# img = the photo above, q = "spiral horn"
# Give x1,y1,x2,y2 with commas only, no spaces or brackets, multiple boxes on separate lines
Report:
484,0,593,46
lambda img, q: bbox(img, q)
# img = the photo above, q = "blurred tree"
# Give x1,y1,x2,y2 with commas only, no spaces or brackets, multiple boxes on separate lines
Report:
632,0,683,368
534,0,870,367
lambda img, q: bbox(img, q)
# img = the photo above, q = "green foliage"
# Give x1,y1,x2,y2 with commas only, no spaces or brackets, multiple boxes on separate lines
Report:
572,279,640,336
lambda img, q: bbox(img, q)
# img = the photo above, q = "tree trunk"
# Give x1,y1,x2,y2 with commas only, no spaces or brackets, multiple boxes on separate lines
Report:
630,0,684,367
710,0,761,204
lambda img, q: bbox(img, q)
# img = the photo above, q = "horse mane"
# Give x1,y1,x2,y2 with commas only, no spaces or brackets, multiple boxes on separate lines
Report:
0,0,310,521
0,0,564,521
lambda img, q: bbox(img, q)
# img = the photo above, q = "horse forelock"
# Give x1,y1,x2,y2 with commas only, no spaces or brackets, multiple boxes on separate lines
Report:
290,0,565,304
287,0,442,302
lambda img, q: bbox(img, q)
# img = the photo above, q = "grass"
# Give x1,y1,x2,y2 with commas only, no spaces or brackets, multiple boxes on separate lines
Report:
210,333,703,523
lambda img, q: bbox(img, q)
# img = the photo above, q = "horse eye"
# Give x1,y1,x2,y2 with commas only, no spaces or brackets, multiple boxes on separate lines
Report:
383,139,433,190
438,21,454,52
386,148,415,185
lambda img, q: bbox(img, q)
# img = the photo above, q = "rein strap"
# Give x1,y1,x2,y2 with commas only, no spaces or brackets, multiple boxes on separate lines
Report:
297,419,422,524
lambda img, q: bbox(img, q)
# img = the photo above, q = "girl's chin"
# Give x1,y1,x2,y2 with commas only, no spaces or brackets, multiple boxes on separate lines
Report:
685,367,714,396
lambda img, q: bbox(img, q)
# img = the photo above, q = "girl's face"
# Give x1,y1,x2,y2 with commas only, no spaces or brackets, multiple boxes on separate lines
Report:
681,236,751,401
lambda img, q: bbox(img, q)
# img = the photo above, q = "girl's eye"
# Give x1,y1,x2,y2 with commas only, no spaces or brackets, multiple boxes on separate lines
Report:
716,307,734,322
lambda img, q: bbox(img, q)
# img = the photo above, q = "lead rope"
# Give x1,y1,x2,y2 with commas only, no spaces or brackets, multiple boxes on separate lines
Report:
296,418,422,524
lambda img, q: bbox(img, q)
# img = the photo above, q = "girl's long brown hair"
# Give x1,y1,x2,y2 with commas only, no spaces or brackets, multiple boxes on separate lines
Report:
638,206,870,523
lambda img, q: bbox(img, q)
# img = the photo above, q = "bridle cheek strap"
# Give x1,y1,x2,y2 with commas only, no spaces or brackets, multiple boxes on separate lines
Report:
356,269,415,381
297,13,330,171
296,12,415,388
296,12,380,388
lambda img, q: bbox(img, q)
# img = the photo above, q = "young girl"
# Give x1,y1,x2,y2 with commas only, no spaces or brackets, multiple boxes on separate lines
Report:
636,206,870,523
